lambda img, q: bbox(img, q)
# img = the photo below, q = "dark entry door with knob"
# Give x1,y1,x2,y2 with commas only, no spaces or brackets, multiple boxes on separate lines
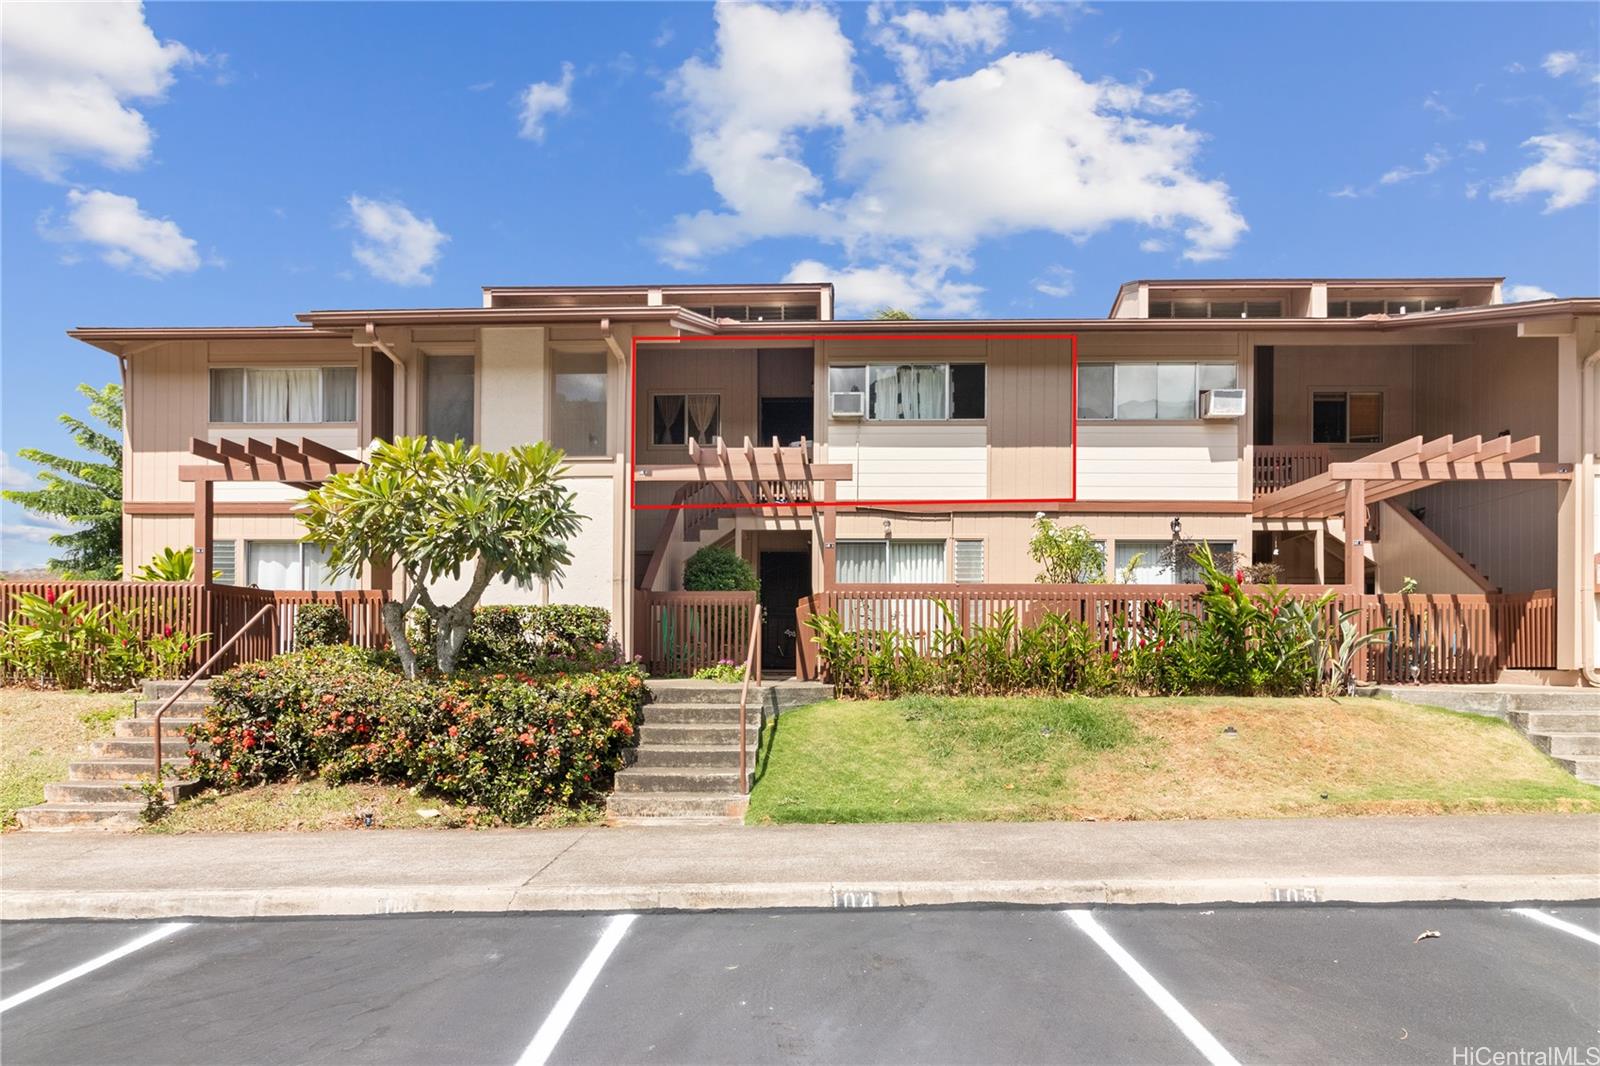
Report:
758,551,810,675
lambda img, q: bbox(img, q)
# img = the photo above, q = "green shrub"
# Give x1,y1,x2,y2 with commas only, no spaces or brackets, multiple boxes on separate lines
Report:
190,646,646,823
409,604,618,674
293,604,351,649
0,588,205,690
692,660,745,683
683,546,758,592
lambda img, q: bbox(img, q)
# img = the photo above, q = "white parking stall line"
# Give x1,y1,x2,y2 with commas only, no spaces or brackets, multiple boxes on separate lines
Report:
0,922,192,1014
1510,907,1600,947
514,913,638,1066
1064,909,1241,1066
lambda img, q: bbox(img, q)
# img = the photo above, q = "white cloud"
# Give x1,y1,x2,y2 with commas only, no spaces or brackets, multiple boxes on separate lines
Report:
1543,51,1580,77
1465,139,1486,153
1491,133,1599,212
1329,184,1361,199
1505,61,1526,74
869,3,1009,88
785,257,982,317
517,62,575,142
1380,147,1450,185
1422,92,1455,119
1138,237,1168,252
0,2,193,180
42,189,200,276
1032,265,1074,298
347,195,448,285
0,451,34,490
1504,282,1558,303
660,2,1246,299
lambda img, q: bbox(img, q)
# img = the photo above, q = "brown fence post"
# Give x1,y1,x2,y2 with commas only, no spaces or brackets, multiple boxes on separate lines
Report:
795,595,818,681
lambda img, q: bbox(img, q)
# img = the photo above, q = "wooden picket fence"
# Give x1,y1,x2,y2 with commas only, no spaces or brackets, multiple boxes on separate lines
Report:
793,583,1559,686
0,581,390,682
634,590,758,676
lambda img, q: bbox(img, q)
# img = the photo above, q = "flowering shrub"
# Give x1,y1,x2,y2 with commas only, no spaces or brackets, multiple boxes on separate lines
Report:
692,660,745,683
293,604,351,649
408,604,617,674
0,588,205,689
191,645,646,823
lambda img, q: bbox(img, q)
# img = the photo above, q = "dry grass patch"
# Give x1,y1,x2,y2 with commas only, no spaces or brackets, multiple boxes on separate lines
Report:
1,687,131,828
746,695,1600,825
148,780,603,834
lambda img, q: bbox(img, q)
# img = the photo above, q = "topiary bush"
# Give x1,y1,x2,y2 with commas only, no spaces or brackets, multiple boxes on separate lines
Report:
293,604,351,649
190,645,646,824
683,545,758,592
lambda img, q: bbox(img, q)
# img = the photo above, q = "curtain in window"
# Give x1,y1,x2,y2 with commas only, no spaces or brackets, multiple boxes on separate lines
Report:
836,542,886,583
247,541,300,590
285,369,321,423
302,543,357,590
889,541,945,583
653,395,685,446
1114,540,1170,584
246,370,289,423
686,395,720,445
209,369,244,422
322,367,357,422
871,365,948,420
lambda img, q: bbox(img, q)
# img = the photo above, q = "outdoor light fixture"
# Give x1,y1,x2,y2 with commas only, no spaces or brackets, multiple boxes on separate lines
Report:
1170,517,1182,537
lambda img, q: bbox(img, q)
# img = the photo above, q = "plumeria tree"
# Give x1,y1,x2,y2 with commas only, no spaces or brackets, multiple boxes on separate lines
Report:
300,436,584,676
1028,514,1107,584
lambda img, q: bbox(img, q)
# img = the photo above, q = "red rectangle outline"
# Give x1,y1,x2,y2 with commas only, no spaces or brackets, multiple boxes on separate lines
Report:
628,332,1078,511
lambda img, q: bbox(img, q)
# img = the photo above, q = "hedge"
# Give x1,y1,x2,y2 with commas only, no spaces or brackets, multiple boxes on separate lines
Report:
293,604,351,649
190,645,646,823
409,604,617,674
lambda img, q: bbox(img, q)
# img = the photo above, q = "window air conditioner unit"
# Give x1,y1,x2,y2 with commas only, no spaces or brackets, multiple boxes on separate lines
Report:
830,391,866,418
1200,388,1246,419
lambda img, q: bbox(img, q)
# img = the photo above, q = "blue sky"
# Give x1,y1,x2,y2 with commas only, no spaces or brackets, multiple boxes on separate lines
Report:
3,1,1597,569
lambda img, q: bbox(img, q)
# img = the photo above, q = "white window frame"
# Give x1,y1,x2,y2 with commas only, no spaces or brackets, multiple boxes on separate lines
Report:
649,391,723,449
208,365,358,425
1077,362,1238,423
828,363,986,423
1148,299,1283,319
953,538,986,583
245,539,358,591
835,539,950,583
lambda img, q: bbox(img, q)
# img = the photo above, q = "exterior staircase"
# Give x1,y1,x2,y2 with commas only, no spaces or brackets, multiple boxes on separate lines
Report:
1372,685,1600,784
608,678,831,823
15,680,206,831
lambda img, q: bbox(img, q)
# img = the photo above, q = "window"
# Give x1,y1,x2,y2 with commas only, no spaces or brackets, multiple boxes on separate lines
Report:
652,393,721,447
1312,391,1382,444
208,367,357,424
835,540,947,583
1327,297,1462,317
953,540,985,583
423,355,474,443
1114,540,1236,584
1077,362,1237,421
210,540,237,585
550,351,607,456
683,304,820,322
1148,299,1281,319
830,364,985,421
245,540,357,591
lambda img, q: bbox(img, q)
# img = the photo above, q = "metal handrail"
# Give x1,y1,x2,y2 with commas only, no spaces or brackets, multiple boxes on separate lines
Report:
151,603,275,781
736,603,762,795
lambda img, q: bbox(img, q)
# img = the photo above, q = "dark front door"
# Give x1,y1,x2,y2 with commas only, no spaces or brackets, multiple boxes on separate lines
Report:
758,551,810,674
760,398,813,447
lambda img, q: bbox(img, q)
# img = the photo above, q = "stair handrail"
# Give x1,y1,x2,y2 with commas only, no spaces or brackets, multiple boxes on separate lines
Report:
736,599,762,795
151,602,275,782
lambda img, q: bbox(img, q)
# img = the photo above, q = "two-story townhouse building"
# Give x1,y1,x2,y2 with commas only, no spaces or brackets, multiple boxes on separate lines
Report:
69,275,1600,680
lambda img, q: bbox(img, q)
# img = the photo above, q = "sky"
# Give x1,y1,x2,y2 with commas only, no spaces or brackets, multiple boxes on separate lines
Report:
2,1,1598,570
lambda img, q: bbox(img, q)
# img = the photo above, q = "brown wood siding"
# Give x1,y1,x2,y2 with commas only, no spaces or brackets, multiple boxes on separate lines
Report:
634,346,758,463
987,336,1073,498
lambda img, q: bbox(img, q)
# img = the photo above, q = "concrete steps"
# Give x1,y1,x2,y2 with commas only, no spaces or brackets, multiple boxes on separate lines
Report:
15,680,209,832
1370,684,1600,786
608,678,830,825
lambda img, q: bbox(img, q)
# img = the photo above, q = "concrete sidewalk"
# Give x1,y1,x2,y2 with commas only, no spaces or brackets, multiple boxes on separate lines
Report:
3,815,1597,919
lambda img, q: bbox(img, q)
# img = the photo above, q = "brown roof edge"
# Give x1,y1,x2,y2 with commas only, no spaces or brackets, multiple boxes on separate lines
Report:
296,305,716,328
1133,276,1506,286
478,282,833,294
67,325,350,355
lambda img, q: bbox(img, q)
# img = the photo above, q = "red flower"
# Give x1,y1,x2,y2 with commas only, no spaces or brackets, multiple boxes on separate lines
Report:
1234,569,1245,584
1110,649,1120,663
44,587,57,605
448,725,459,738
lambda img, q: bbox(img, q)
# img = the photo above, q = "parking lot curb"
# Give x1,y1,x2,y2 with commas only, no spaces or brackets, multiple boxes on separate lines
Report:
5,874,1596,920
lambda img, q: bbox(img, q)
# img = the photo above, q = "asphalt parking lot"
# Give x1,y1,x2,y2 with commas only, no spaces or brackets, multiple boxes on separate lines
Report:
2,903,1596,1065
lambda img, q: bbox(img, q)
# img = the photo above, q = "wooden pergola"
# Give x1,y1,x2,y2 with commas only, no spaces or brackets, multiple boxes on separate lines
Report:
1252,433,1568,588
179,437,365,585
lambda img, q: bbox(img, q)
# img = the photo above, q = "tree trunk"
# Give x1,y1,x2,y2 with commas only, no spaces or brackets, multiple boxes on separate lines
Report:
381,599,419,678
434,557,497,675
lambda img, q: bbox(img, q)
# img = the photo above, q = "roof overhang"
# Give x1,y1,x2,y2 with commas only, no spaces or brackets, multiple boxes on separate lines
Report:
67,326,348,356
295,304,717,331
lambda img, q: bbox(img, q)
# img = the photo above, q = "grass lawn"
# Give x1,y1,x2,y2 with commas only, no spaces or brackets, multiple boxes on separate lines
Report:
150,781,603,833
1,687,132,828
745,695,1600,824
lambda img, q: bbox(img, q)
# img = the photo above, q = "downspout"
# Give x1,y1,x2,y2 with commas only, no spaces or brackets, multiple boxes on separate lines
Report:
1581,347,1600,686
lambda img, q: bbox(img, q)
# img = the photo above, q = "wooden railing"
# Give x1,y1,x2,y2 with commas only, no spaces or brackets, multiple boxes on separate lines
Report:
0,581,389,680
794,583,1559,684
633,589,758,675
1253,444,1330,495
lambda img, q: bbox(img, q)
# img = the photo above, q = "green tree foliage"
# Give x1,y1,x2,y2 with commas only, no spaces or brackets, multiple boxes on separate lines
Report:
300,436,584,676
2,383,123,578
1028,515,1108,583
134,546,196,581
683,545,759,592
873,308,914,320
